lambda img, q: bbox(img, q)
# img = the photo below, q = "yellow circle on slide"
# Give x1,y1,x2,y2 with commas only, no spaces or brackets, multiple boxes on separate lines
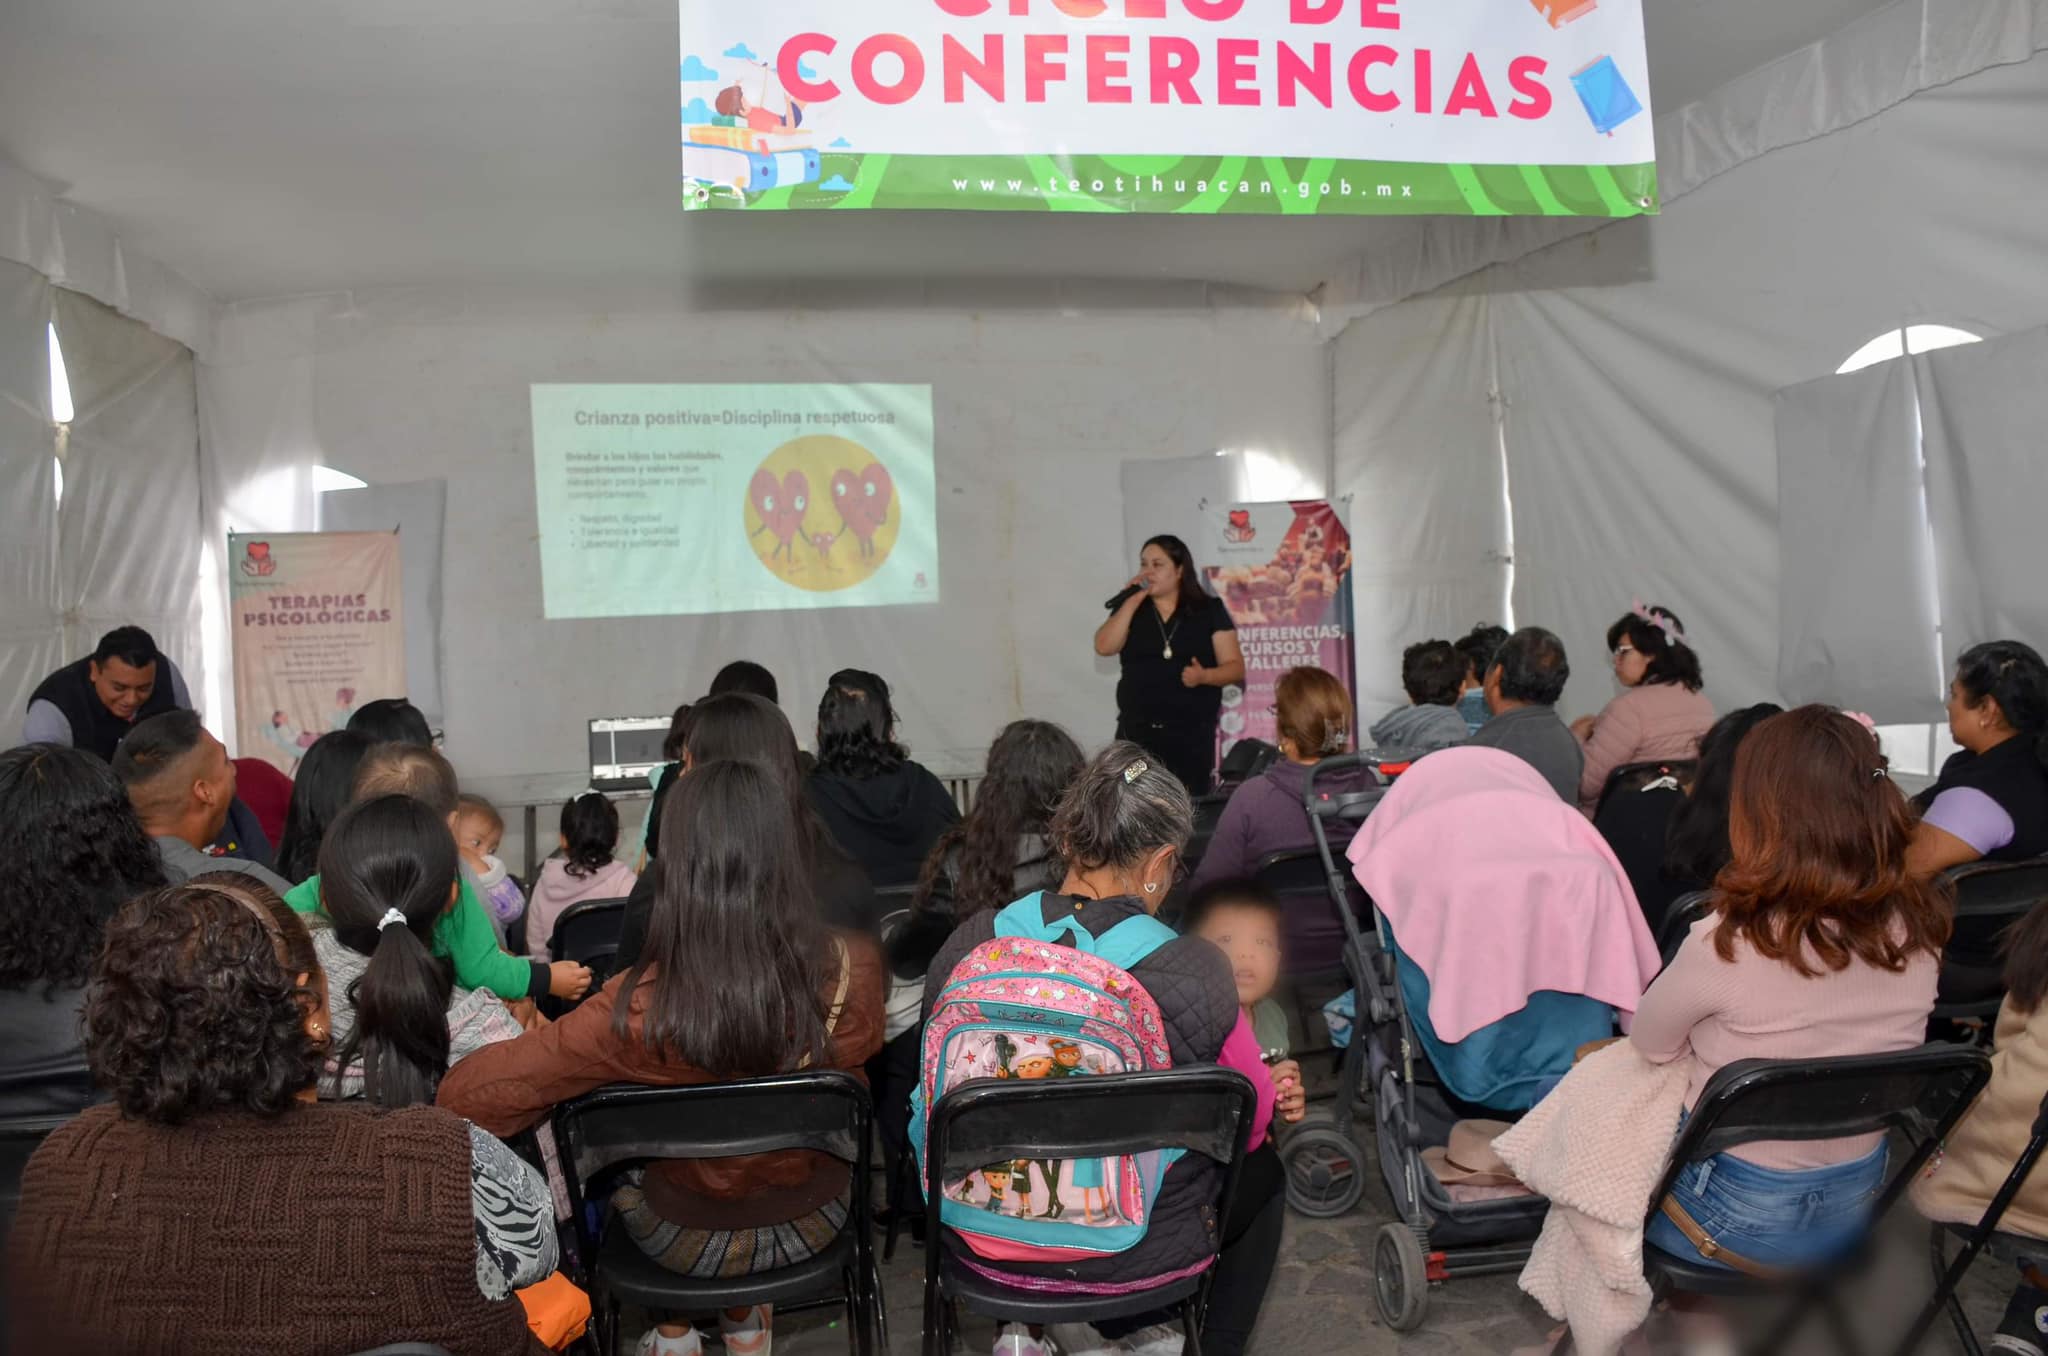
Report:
742,435,900,593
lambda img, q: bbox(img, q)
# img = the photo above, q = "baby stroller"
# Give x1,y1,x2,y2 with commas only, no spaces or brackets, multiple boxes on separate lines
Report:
1286,748,1650,1333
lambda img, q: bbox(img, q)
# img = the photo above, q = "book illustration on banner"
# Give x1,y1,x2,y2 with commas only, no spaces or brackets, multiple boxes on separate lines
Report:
1529,0,1598,27
682,50,823,203
1571,55,1643,135
743,436,899,592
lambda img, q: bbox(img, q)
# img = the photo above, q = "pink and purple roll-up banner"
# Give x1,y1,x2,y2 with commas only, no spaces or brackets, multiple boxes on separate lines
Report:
1194,500,1355,762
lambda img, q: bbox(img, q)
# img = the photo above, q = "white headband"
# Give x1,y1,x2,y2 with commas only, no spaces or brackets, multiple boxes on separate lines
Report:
376,907,408,933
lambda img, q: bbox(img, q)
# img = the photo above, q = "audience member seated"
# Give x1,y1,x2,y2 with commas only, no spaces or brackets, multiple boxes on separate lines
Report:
638,701,694,865
285,741,591,1007
231,755,295,850
1908,640,2048,877
1455,624,1509,735
1183,881,1307,1102
1349,747,1660,1113
1630,706,1947,1273
0,745,164,1125
456,792,528,942
1465,627,1582,803
6,879,553,1355
621,694,879,972
1572,602,1715,814
526,792,637,962
643,660,798,864
1189,665,1376,972
346,695,435,747
1597,704,1780,938
806,668,960,887
115,709,293,894
921,743,1283,1356
274,729,372,885
1914,899,2048,1355
1369,639,1471,755
21,625,190,760
310,795,525,1102
441,759,884,1356
875,719,1085,1227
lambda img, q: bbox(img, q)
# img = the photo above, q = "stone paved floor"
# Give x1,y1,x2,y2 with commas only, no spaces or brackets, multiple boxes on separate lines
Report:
612,1117,2020,1356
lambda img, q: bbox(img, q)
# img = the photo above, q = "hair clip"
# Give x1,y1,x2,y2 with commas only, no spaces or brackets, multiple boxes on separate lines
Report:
1123,758,1150,784
1874,767,1888,780
377,907,407,932
1630,597,1685,644
1844,711,1879,734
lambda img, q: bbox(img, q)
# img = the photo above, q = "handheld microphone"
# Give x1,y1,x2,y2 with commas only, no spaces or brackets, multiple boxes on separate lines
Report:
1104,583,1144,611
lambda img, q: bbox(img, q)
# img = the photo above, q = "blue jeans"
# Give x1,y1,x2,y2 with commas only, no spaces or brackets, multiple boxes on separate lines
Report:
1643,1140,1887,1272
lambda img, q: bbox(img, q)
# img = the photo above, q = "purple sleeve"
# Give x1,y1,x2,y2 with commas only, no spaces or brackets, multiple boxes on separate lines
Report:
1922,787,2016,855
1217,1011,1276,1149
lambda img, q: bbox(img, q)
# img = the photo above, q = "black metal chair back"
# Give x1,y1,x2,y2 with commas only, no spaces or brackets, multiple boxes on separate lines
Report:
1636,1045,1990,1354
548,895,628,1001
1255,846,1370,980
1595,758,1697,819
1656,890,1715,968
1907,1084,2048,1355
1934,858,2048,1024
921,1068,1258,1356
552,1071,879,1356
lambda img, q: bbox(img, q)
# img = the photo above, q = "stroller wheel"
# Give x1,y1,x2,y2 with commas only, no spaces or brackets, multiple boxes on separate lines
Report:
1373,1222,1430,1332
1281,1124,1365,1218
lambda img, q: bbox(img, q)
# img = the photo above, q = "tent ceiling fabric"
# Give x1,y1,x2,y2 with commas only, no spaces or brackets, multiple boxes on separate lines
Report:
0,0,1895,306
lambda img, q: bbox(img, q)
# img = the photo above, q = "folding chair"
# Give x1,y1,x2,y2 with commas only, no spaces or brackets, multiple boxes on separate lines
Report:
1934,860,2048,1030
552,1072,883,1356
921,1067,1258,1356
1902,1086,2048,1355
1656,890,1715,968
1560,1045,1990,1354
1594,758,1698,820
547,896,628,1012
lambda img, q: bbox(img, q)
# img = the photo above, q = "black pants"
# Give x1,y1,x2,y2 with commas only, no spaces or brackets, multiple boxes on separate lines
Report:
1117,715,1219,798
870,1028,924,1221
1096,1141,1286,1356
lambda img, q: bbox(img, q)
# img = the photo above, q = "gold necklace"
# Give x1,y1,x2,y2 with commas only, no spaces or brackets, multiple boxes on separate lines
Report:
1154,604,1182,661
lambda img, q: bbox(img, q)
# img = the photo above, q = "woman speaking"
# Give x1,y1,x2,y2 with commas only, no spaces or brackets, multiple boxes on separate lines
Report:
1095,534,1245,795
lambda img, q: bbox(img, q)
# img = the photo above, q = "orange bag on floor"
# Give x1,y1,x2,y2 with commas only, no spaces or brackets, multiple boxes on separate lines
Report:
516,1272,591,1350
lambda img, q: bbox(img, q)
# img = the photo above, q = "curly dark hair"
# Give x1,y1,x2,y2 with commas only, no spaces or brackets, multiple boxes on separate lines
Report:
85,880,325,1124
912,720,1083,923
0,744,166,994
560,791,621,879
814,668,907,779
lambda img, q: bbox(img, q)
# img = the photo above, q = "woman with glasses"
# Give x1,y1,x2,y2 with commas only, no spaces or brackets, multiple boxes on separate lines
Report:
1570,603,1714,815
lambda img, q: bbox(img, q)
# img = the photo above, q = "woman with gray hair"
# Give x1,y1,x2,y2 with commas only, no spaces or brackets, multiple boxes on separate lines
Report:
920,741,1285,1356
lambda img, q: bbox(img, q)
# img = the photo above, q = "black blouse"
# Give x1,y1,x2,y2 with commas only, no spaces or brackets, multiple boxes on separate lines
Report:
1115,594,1237,729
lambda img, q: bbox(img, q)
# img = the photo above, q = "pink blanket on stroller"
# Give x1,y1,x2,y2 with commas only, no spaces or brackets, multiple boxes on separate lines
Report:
1347,747,1661,1043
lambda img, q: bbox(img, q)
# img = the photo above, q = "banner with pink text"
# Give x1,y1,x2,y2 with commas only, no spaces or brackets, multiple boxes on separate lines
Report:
229,532,405,775
676,0,1654,215
1196,500,1355,762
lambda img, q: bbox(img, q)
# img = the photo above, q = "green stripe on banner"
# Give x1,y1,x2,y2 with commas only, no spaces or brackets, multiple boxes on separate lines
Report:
831,155,893,210
1517,164,1571,217
1174,157,1250,214
1447,164,1507,216
1023,155,1121,212
1586,164,1637,217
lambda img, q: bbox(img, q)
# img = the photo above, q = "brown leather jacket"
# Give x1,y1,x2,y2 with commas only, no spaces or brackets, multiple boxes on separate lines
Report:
439,933,883,1230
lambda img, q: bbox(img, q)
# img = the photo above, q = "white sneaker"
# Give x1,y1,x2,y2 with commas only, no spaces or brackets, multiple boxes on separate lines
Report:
995,1322,1049,1356
1117,1323,1186,1356
636,1327,704,1356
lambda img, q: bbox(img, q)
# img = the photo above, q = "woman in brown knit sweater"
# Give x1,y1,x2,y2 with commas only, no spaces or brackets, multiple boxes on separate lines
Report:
6,875,554,1356
440,759,885,1356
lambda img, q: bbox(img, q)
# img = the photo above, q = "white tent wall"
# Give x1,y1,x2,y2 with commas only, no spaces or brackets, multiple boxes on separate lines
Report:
197,293,1330,783
1330,45,2048,727
0,259,61,734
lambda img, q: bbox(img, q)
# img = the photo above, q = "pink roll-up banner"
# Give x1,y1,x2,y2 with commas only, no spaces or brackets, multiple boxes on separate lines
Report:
229,531,406,775
1195,500,1356,762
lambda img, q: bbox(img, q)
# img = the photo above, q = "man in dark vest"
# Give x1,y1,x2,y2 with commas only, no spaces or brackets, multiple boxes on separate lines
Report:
23,626,191,762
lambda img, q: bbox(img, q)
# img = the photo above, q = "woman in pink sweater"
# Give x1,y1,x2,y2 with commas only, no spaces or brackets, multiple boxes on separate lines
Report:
525,792,637,962
1630,705,1950,1273
1572,603,1716,813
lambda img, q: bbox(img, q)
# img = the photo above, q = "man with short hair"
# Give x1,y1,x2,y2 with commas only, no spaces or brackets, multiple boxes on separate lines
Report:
116,710,292,893
1367,639,1471,755
280,741,591,1005
1466,627,1584,803
24,626,191,761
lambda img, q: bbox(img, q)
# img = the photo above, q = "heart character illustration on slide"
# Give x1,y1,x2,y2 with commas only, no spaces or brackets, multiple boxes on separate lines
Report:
747,468,809,562
831,462,894,558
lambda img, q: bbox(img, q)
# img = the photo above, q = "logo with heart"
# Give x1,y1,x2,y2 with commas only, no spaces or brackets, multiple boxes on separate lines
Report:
1223,509,1256,544
744,435,900,592
241,541,278,577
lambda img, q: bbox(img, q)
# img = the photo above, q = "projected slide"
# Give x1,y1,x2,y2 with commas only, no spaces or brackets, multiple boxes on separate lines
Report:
531,383,937,620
